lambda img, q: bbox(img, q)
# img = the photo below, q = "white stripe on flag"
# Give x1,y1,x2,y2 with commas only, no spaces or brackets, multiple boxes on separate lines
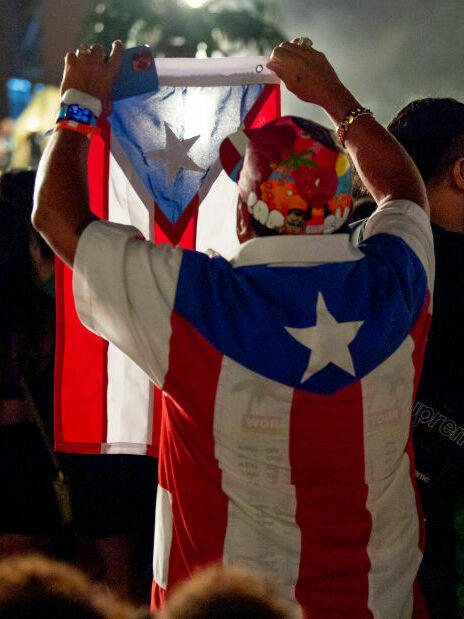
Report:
106,347,154,451
196,170,240,259
228,130,250,155
105,149,155,451
109,134,155,236
156,56,280,86
361,335,421,617
213,357,300,602
153,485,174,590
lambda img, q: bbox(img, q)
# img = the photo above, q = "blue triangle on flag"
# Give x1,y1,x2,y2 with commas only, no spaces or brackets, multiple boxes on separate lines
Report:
109,83,266,225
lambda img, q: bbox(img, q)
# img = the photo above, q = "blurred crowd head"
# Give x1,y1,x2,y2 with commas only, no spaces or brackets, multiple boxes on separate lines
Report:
157,564,298,618
0,554,146,619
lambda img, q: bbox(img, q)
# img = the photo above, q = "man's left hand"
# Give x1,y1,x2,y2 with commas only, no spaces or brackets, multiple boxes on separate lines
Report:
60,40,124,104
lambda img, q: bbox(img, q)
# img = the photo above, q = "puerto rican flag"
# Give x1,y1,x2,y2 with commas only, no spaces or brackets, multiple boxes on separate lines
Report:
54,57,280,456
72,199,434,616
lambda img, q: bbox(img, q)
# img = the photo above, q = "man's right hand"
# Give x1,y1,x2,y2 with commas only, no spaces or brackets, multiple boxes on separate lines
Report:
267,37,428,212
60,40,124,104
266,39,348,112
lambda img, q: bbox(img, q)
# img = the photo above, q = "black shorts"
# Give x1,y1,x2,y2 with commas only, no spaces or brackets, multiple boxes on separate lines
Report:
60,453,158,538
0,423,62,535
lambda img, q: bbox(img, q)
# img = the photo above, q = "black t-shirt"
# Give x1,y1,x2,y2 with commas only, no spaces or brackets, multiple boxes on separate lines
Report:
413,224,464,617
350,219,464,616
414,223,464,532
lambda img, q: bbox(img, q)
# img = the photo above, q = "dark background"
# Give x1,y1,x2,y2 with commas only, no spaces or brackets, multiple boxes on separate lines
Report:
1,0,463,125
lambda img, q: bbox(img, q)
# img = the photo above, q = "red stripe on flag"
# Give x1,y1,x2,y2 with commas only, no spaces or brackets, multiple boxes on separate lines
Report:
93,118,111,444
151,312,227,609
53,257,65,445
151,582,166,611
219,137,244,178
54,263,108,451
148,387,164,458
289,383,372,618
151,203,199,456
245,83,281,129
89,118,111,219
54,121,111,452
154,194,199,247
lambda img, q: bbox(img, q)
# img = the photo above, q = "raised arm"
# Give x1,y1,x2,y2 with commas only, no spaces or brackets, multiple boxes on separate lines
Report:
267,40,429,213
31,42,124,268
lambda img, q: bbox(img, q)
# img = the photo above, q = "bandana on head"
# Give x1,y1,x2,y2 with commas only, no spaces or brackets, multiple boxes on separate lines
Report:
219,116,353,235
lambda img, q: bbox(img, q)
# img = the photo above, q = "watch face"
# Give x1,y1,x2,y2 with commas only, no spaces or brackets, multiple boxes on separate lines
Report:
67,104,93,123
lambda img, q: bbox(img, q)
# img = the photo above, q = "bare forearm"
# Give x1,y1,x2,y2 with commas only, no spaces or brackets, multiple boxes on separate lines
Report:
32,130,93,267
322,83,428,210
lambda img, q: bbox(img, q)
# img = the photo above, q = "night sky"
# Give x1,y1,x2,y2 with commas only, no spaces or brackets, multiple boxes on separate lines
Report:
278,0,464,126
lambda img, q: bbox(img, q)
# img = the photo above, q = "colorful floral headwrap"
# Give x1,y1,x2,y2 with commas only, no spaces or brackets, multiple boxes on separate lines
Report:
219,116,353,235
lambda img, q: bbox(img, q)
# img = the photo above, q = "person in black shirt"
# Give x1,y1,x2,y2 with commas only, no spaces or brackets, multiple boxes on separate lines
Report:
352,98,464,618
0,176,61,556
388,99,464,618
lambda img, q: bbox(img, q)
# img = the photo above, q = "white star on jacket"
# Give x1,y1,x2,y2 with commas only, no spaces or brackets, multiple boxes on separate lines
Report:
286,292,364,383
144,122,205,185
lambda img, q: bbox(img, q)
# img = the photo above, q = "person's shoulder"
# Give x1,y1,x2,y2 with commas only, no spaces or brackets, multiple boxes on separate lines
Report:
367,198,429,224
432,222,464,253
431,224,464,295
432,223,464,269
79,219,144,242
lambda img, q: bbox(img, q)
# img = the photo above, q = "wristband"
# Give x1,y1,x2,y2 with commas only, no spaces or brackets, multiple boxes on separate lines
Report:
56,104,97,126
61,89,102,117
54,120,101,139
336,106,373,147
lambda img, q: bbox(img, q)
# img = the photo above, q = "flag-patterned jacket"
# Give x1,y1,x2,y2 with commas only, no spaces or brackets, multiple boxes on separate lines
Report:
73,198,434,618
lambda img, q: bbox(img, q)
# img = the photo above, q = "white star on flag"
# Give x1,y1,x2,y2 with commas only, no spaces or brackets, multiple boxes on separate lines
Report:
286,292,364,383
144,122,205,185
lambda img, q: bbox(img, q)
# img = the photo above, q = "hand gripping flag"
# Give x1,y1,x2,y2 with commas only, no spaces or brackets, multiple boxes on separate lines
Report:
54,57,280,455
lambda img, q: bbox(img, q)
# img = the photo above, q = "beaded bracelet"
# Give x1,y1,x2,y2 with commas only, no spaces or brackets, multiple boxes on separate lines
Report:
54,120,101,139
337,106,373,147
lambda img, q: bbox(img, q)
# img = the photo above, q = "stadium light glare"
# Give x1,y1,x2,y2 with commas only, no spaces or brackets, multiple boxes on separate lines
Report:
185,0,207,8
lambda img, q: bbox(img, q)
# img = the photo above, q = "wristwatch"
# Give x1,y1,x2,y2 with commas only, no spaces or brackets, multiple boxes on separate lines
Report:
56,104,97,126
